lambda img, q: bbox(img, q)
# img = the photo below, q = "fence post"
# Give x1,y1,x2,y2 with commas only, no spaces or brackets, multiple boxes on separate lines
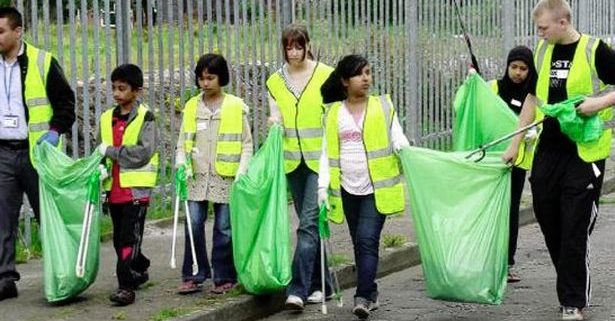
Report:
280,0,294,27
576,0,590,34
406,0,419,144
502,0,515,57
117,0,132,64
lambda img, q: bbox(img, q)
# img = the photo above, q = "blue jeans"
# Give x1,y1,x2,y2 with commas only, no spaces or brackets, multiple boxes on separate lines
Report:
182,201,237,285
286,162,332,300
342,188,385,302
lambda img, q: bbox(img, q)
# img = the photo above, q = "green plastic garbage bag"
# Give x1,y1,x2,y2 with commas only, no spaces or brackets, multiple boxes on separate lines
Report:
540,95,603,143
33,143,104,302
453,73,519,152
400,146,509,304
230,124,291,294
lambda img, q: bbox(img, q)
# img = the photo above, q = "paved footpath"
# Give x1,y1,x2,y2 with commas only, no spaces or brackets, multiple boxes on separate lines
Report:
260,198,615,321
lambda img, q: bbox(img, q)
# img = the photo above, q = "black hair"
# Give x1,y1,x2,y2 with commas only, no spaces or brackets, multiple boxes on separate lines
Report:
194,53,230,87
320,55,369,104
111,64,144,90
0,6,23,29
281,24,314,62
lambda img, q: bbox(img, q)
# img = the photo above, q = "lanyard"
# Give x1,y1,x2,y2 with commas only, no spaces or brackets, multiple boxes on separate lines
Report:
3,60,15,114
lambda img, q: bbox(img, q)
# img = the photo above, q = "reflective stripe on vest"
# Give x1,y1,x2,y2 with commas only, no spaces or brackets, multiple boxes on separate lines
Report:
24,43,54,166
100,104,159,190
181,93,245,177
325,95,405,224
535,34,612,162
266,62,333,173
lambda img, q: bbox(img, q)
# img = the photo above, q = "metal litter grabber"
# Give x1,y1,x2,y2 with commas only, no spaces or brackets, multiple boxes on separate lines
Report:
170,164,199,276
464,118,546,162
318,204,343,314
75,169,102,278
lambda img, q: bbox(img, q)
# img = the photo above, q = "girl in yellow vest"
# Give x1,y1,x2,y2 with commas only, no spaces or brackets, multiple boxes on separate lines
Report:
266,24,334,310
318,55,409,319
175,54,253,295
487,45,537,283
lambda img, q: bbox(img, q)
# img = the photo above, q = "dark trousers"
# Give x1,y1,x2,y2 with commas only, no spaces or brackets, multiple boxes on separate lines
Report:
342,189,386,302
109,202,150,290
530,149,604,309
286,161,332,300
0,146,39,287
509,166,526,266
181,201,237,285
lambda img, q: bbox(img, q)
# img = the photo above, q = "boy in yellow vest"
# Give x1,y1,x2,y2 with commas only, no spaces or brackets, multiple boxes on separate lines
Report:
175,54,252,295
318,55,409,319
97,64,159,306
502,1,615,319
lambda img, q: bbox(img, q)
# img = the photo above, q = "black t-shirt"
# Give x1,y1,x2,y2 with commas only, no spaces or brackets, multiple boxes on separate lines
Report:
536,39,615,153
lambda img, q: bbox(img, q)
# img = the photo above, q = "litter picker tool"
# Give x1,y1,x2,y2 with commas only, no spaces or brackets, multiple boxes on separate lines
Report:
75,169,102,278
170,164,198,275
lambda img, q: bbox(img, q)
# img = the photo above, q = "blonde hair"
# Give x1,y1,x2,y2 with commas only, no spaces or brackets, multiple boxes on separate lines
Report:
532,0,572,22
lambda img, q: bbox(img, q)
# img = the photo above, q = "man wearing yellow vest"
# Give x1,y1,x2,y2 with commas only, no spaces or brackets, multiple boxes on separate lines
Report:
502,1,615,319
267,24,335,310
97,64,159,306
0,7,75,301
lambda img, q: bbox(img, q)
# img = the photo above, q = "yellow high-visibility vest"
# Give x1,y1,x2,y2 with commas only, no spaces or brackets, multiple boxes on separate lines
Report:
534,34,612,162
100,104,159,190
266,62,333,173
181,93,245,177
325,95,405,224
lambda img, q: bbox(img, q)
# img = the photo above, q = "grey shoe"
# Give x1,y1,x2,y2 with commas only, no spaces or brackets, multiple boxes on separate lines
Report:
353,297,370,319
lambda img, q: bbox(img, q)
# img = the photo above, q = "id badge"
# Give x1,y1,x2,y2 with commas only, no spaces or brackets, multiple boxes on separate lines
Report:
2,115,19,128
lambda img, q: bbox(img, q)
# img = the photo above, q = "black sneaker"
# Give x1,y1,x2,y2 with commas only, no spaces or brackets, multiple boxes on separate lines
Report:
0,281,17,301
134,271,149,288
109,289,135,306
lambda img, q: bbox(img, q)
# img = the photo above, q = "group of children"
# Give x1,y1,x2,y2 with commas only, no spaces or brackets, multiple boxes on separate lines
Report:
85,1,615,320
97,23,409,319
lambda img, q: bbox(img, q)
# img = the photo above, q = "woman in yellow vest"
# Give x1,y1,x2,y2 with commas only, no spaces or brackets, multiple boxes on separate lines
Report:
175,54,253,295
488,45,537,283
266,24,334,310
318,55,409,319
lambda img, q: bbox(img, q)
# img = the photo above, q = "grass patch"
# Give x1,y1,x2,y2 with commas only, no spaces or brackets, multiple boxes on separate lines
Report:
599,197,615,204
112,311,127,320
149,308,188,321
382,234,406,248
329,254,351,267
16,221,43,264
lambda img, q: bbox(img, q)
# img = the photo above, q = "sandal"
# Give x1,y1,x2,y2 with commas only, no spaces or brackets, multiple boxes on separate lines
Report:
177,281,202,294
210,282,235,294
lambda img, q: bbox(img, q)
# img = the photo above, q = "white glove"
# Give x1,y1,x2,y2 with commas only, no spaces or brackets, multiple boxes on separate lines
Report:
524,127,538,141
175,152,186,169
318,188,330,210
98,143,110,156
98,164,109,181
184,163,194,179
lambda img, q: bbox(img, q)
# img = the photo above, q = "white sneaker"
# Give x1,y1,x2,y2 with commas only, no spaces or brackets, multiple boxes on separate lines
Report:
285,295,304,311
306,290,334,304
562,307,583,320
369,299,380,311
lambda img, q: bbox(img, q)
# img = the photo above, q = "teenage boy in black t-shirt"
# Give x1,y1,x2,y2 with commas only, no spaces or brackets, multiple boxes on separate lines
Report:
502,1,615,320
